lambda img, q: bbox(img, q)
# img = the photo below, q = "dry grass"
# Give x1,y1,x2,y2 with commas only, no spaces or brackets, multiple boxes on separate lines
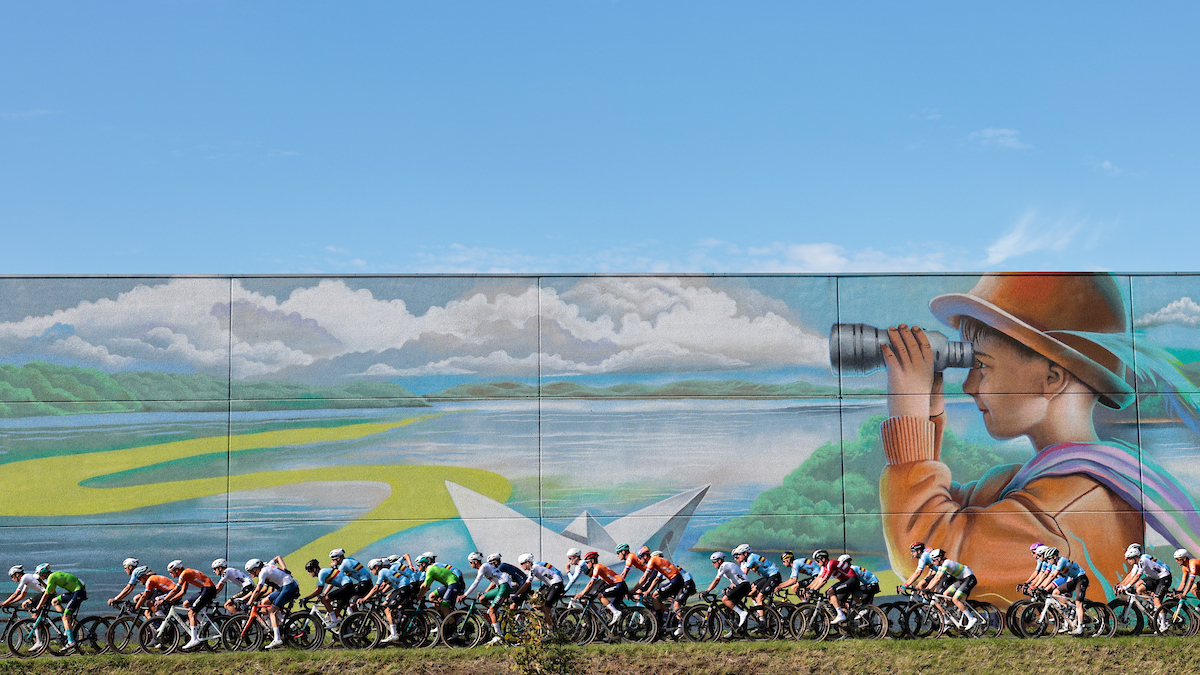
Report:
1,638,1196,675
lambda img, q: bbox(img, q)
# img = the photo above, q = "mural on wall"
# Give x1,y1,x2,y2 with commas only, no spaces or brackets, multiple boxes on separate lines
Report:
2,274,1200,606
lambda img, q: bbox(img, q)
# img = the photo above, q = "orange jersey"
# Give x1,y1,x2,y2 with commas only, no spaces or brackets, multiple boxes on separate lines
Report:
621,553,647,572
1185,558,1200,578
647,556,680,579
178,568,215,589
144,575,176,594
590,563,624,585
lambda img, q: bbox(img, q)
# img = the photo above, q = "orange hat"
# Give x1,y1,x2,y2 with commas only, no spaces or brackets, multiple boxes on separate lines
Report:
929,273,1134,409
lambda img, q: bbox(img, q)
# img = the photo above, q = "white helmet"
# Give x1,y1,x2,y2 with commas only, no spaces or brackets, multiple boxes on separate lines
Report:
368,558,384,569
732,544,751,556
651,550,664,558
566,548,581,558
517,553,534,565
710,551,726,562
1034,545,1049,558
1124,544,1143,559
929,548,945,559
386,555,401,564
1175,549,1191,560
838,554,853,564
167,559,184,572
1043,547,1060,559
245,558,263,572
212,558,228,570
122,557,139,568
132,565,151,579
329,548,346,559
421,551,435,560
7,565,23,577
487,553,502,564
467,552,484,564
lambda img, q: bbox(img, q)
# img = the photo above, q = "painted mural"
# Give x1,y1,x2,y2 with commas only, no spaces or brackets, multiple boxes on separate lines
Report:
3,274,1200,607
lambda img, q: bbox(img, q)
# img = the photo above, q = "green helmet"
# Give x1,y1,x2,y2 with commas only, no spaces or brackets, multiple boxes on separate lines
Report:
615,543,630,554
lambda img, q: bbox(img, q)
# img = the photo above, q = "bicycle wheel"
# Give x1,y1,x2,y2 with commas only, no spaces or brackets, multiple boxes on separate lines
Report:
679,606,711,642
1158,600,1194,637
339,611,383,649
880,602,906,638
106,616,143,654
139,617,179,654
553,608,594,645
221,614,265,651
1081,600,1113,638
743,604,781,641
74,616,110,655
1016,603,1060,638
1107,599,1144,636
44,622,77,656
1006,599,1031,637
420,609,442,647
618,606,657,643
6,618,48,658
395,611,430,648
793,603,830,641
850,605,888,640
970,602,1005,638
283,613,325,651
902,604,942,639
440,610,486,648
774,602,797,637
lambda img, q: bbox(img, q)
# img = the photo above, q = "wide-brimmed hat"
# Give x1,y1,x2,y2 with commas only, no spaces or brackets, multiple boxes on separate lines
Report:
929,273,1134,409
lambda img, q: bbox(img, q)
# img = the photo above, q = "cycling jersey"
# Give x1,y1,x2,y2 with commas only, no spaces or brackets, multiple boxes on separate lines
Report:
647,556,681,580
619,552,648,574
1136,554,1171,580
851,565,879,585
742,553,779,579
435,563,463,578
317,567,351,589
43,571,84,595
337,558,373,585
424,565,462,588
915,549,935,572
498,562,528,587
258,564,296,588
1051,557,1084,579
144,575,175,595
177,569,215,589
790,558,823,578
463,563,511,597
529,563,563,586
589,563,624,585
16,573,45,594
376,568,415,590
1182,558,1200,580
817,559,856,582
936,559,972,579
715,562,748,586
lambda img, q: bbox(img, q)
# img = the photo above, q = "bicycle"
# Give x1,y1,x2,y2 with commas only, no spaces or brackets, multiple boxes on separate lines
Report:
139,601,224,654
555,593,657,645
1108,586,1180,636
222,598,290,651
281,598,338,651
6,604,99,658
1014,587,1113,638
898,586,986,639
338,596,386,649
440,598,488,648
105,600,154,654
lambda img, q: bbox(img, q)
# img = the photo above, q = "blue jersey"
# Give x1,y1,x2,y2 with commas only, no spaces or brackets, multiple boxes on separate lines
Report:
1052,557,1084,579
851,566,879,585
339,557,373,584
916,550,936,572
317,567,351,589
498,562,527,587
376,568,415,590
743,553,779,579
790,559,823,578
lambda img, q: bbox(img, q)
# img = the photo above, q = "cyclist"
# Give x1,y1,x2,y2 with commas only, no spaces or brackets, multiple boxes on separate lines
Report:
806,549,859,624
615,543,650,589
358,558,420,644
302,558,354,628
132,566,176,615
2,564,45,610
926,549,978,631
517,553,565,623
839,555,881,605
563,548,586,594
1018,543,1050,594
246,556,299,649
492,554,529,609
733,544,781,606
900,542,944,591
575,551,628,628
329,548,374,599
1037,546,1088,635
211,558,255,614
159,559,218,649
704,551,751,627
412,553,464,618
463,552,514,646
1174,549,1200,602
107,557,142,608
775,551,822,598
1116,543,1172,630
635,548,694,637
32,564,86,648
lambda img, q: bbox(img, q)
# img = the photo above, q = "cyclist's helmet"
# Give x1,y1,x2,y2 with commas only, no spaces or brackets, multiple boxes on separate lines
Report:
1043,547,1059,559
467,552,484,564
733,544,751,556
1029,542,1044,554
637,546,651,558
329,548,346,559
368,558,384,569
929,549,945,560
421,551,435,560
212,558,228,570
123,557,139,568
167,559,184,572
650,550,663,558
909,542,925,554
7,565,23,577
566,548,581,559
1176,549,1191,561
487,553,502,565
838,554,853,564
583,552,600,563
245,558,263,573
812,549,829,562
710,551,726,562
1124,544,1143,559
615,543,630,555
416,555,433,566
1034,545,1049,558
781,551,795,562
517,553,534,565
35,563,50,576
132,565,151,579
305,559,321,573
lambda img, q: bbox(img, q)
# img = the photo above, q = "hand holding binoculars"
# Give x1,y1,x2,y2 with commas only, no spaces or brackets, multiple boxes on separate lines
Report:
829,323,974,376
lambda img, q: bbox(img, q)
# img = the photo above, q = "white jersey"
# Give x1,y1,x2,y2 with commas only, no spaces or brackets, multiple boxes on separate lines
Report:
463,563,512,597
222,567,254,588
16,573,45,594
716,561,748,586
1137,554,1171,580
257,564,295,587
529,563,563,586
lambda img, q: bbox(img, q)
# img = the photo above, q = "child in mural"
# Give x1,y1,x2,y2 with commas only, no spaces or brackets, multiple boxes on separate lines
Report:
880,273,1200,604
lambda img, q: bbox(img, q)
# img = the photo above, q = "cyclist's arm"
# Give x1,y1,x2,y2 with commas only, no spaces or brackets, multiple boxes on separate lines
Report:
269,556,287,571
577,576,598,598
110,583,135,604
213,578,227,594
1176,570,1191,594
34,582,55,611
1116,568,1139,589
926,571,945,591
359,582,384,603
161,582,187,604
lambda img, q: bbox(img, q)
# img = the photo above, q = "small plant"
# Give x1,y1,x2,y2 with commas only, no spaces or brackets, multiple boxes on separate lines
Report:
509,592,581,675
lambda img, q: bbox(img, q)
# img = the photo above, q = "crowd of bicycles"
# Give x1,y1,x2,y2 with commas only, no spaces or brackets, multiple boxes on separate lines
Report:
4,537,1200,658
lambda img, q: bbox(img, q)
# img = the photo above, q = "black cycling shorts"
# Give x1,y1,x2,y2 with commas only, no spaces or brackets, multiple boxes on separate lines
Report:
724,581,752,603
189,586,217,611
59,587,88,616
1059,574,1089,600
828,577,860,601
947,575,977,600
1144,573,1172,601
753,573,782,598
386,585,416,609
540,582,565,608
327,583,358,610
601,581,629,603
440,581,464,606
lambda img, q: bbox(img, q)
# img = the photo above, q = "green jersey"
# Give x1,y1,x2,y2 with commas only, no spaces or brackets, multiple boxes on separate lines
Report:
424,565,462,587
44,571,84,595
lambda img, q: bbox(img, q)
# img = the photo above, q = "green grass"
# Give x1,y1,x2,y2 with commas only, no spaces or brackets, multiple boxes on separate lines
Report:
3,639,1200,675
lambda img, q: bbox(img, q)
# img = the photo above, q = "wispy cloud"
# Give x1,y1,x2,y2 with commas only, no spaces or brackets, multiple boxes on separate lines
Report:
968,127,1031,150
1097,160,1122,176
985,210,1088,265
909,108,942,121
1136,297,1200,329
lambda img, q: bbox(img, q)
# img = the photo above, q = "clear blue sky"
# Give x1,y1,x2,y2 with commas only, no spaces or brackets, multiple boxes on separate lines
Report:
2,2,1197,274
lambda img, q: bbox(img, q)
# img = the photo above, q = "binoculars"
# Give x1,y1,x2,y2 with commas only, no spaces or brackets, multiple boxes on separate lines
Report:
829,323,974,376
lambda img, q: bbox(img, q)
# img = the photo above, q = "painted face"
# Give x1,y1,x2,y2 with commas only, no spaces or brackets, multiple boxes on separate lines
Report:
961,333,1055,442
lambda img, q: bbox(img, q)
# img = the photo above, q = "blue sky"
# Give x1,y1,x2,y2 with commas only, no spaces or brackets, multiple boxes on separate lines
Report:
2,2,1197,274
